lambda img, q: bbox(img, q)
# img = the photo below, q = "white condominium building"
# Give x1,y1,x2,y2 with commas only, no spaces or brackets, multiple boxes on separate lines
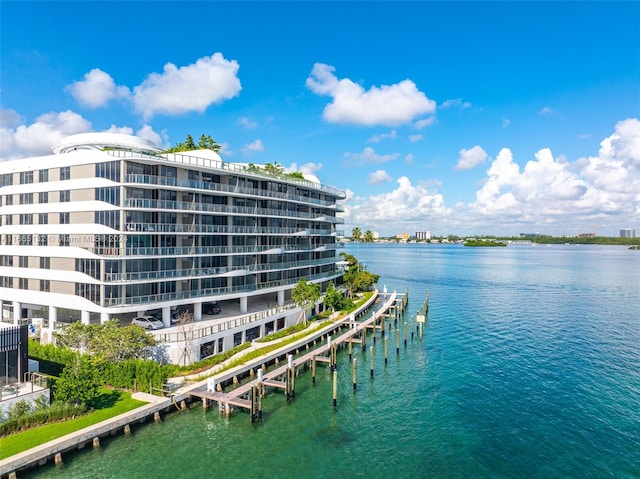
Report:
0,133,345,363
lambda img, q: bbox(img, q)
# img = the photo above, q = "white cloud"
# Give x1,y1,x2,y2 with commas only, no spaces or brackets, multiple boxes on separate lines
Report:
306,63,436,126
242,139,264,154
344,176,451,231
219,142,233,157
404,153,415,165
368,170,393,185
0,110,91,161
66,68,130,108
414,117,436,130
133,53,241,119
502,118,511,128
1,109,22,128
136,125,168,149
539,106,560,117
288,161,323,176
367,130,397,143
440,98,471,109
344,146,400,166
238,117,258,129
468,119,640,231
455,145,489,171
409,134,423,143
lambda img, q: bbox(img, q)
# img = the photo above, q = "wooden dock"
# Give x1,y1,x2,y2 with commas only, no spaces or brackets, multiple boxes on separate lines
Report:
189,290,406,420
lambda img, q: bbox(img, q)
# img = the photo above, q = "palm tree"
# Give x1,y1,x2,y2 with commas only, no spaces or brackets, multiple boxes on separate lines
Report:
362,230,374,270
352,227,362,271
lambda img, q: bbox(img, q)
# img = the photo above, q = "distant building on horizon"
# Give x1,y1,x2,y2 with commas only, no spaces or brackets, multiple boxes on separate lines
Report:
396,233,410,241
415,231,431,240
620,228,636,238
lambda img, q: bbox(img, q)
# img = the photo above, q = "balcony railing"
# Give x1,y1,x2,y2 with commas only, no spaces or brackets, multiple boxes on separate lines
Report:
103,270,343,307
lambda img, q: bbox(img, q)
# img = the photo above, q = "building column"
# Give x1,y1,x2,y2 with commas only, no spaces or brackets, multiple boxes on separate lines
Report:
81,310,90,325
194,302,202,322
0,300,3,322
277,290,285,306
49,306,57,332
13,301,21,324
162,306,171,328
240,296,248,314
100,312,110,324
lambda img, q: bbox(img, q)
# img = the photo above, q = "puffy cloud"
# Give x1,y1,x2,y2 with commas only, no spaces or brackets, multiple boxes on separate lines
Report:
133,53,241,119
368,169,393,185
404,153,415,165
454,145,489,170
344,176,451,230
242,139,264,154
367,130,397,143
238,117,258,129
66,68,130,108
0,110,91,161
136,124,168,149
1,109,22,128
469,119,640,230
306,63,436,126
288,161,323,176
218,142,233,157
344,146,400,167
409,134,423,143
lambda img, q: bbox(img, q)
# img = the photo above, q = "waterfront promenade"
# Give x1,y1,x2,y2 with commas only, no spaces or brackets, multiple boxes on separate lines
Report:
0,289,405,478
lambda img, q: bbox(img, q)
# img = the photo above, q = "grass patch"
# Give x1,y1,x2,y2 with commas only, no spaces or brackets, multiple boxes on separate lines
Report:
0,389,146,460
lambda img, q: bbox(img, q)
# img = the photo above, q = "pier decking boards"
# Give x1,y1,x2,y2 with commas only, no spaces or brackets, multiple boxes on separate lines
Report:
189,290,413,419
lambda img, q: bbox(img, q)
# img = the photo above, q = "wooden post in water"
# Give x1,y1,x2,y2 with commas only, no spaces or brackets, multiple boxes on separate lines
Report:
352,358,357,391
404,322,408,347
54,453,63,466
372,313,376,344
361,324,366,351
257,368,264,420
396,328,400,356
384,337,388,366
312,356,317,384
419,322,423,340
369,345,374,378
93,437,100,449
348,335,352,360
332,370,338,409
154,412,162,423
411,315,415,339
381,312,385,336
331,342,337,371
286,354,295,400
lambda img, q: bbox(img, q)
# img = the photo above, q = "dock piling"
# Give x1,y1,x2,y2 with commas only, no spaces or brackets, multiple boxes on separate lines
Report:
352,358,357,391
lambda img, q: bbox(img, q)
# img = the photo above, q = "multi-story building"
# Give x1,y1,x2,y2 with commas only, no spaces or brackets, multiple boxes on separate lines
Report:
0,133,345,363
620,228,636,238
415,231,431,241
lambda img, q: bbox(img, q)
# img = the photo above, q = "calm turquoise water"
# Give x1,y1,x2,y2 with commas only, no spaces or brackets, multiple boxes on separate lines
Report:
28,244,640,478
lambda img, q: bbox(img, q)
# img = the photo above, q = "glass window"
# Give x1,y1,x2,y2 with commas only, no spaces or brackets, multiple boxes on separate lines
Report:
59,190,70,202
19,193,33,205
19,278,28,290
5,195,13,206
19,213,33,225
39,169,49,182
40,257,50,269
59,212,70,224
60,166,70,180
39,192,48,203
40,280,50,292
20,171,34,184
19,256,28,267
38,213,48,225
59,234,70,246
5,215,12,226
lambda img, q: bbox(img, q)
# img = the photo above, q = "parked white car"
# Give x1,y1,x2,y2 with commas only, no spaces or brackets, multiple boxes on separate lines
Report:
131,315,164,330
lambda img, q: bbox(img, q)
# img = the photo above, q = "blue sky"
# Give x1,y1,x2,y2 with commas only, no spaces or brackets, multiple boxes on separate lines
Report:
2,1,639,237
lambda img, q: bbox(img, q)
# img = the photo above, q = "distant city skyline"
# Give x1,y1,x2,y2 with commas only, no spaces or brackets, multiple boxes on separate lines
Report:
1,2,638,236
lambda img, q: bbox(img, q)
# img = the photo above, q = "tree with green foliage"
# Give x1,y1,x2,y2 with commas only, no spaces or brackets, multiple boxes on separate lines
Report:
54,320,156,362
292,278,321,325
339,252,379,298
54,354,101,406
363,230,374,243
323,282,345,313
165,133,221,153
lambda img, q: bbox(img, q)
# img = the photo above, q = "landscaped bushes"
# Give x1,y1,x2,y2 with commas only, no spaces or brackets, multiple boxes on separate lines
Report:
98,359,177,392
28,340,76,377
0,400,87,438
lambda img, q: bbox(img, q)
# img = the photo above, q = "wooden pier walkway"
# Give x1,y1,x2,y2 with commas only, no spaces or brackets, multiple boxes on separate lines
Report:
189,291,402,418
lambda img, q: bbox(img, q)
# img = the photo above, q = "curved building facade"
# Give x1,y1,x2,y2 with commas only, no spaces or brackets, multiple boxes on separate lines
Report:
0,133,345,363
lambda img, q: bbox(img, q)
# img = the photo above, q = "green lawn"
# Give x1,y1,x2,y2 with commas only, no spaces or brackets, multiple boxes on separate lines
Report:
0,389,147,460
